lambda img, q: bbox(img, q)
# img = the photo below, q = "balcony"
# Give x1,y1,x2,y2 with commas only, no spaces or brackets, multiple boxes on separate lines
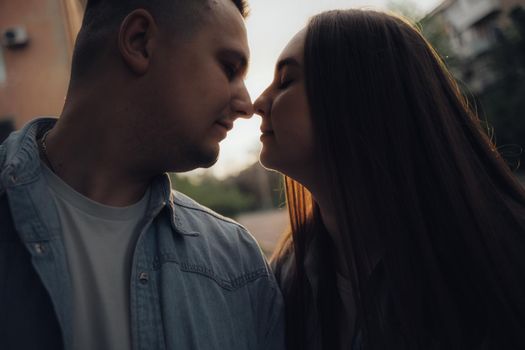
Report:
463,21,499,57
444,0,500,32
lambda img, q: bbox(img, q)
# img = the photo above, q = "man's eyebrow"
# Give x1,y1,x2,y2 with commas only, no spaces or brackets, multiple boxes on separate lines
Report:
276,57,301,72
219,49,249,76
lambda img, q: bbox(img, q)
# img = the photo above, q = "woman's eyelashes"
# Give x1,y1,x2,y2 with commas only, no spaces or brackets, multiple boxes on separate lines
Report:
277,74,293,90
279,79,292,89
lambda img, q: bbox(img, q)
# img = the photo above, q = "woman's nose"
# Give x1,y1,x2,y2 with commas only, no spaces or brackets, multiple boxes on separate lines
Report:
253,93,269,118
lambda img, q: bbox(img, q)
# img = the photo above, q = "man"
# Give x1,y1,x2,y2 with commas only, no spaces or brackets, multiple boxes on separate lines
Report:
0,0,284,349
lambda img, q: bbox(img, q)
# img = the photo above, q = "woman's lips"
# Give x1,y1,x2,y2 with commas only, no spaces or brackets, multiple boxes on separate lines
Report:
260,125,274,133
260,130,274,141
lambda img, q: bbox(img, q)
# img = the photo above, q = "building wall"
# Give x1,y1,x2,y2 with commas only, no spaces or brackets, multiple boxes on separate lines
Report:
444,0,499,32
499,0,525,25
0,0,83,130
500,0,525,13
435,0,525,56
429,0,525,92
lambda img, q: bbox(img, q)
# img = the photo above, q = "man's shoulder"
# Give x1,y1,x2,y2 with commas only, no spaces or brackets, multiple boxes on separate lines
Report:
170,189,243,228
169,189,264,256
166,189,272,288
0,118,56,187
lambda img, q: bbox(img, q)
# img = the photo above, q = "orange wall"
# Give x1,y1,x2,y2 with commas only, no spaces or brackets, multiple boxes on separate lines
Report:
0,0,82,129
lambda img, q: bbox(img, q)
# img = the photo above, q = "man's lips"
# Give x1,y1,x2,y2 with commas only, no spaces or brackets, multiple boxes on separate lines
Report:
215,120,234,131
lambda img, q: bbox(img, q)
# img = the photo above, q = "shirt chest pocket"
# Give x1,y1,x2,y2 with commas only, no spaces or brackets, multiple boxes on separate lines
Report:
153,254,265,350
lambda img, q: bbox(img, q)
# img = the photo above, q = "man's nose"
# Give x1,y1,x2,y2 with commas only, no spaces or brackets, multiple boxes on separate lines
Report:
231,82,254,119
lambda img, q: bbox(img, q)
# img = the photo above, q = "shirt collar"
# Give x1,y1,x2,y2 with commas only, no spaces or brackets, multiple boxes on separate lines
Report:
148,173,200,237
2,117,199,238
1,117,56,188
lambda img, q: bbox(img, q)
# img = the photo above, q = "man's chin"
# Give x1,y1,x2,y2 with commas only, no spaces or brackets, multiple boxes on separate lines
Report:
199,155,219,169
169,149,219,173
198,146,220,168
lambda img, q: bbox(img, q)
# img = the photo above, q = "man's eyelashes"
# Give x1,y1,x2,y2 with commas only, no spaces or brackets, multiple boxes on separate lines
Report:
222,62,239,80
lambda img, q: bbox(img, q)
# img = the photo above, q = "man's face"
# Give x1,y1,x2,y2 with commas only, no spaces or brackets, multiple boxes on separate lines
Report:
142,0,252,172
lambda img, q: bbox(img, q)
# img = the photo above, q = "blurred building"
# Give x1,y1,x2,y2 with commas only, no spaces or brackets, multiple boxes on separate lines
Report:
426,0,525,92
0,0,85,141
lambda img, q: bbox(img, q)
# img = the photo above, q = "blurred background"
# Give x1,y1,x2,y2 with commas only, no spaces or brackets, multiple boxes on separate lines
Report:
1,0,524,255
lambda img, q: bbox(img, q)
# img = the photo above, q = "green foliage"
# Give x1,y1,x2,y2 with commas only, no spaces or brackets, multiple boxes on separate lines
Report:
386,0,423,21
420,15,461,70
421,5,525,169
170,173,255,218
477,7,525,168
225,163,285,211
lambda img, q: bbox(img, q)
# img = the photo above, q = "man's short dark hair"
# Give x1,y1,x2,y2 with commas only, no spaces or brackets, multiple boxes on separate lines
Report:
71,0,249,80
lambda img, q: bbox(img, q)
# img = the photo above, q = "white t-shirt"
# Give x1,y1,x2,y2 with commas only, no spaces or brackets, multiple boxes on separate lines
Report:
42,162,150,350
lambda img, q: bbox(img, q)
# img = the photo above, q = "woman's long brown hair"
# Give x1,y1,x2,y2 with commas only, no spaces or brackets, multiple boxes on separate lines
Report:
272,9,525,350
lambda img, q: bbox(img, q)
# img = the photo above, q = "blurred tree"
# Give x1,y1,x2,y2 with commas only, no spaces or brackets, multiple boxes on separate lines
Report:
225,162,284,211
386,0,423,21
476,6,525,169
170,173,255,218
419,3,525,170
419,13,461,71
170,161,285,218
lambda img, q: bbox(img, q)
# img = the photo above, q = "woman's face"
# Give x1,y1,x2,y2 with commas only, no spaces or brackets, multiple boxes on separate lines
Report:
254,29,316,180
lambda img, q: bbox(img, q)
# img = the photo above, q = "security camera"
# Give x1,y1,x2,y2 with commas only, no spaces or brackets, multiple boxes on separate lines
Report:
2,27,29,48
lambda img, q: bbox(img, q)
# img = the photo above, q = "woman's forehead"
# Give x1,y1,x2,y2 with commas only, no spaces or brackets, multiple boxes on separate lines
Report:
277,28,307,64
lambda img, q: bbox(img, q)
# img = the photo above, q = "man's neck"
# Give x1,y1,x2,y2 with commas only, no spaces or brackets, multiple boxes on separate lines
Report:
43,104,153,207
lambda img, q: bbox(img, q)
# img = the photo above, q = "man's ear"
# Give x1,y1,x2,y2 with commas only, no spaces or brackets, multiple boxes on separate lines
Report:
118,9,157,75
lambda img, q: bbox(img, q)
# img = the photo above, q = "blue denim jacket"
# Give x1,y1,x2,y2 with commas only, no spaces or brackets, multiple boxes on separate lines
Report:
0,118,285,350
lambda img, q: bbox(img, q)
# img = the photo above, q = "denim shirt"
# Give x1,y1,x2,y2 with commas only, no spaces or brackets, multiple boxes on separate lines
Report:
0,118,285,350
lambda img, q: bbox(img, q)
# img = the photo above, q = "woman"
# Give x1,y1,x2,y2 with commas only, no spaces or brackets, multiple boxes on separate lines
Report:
253,9,525,350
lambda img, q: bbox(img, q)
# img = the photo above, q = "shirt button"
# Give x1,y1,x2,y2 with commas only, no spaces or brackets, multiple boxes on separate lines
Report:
34,243,45,254
138,272,149,284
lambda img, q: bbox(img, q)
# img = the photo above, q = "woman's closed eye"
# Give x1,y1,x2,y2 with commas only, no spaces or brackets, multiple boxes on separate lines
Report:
278,74,294,89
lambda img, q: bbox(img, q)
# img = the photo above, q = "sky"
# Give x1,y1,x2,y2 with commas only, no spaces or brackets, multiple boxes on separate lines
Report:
184,0,442,178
